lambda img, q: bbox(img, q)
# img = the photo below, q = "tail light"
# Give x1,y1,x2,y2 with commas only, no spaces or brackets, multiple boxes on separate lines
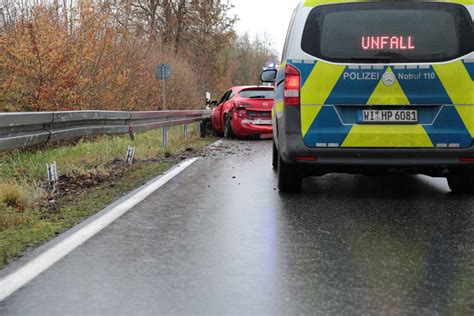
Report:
295,156,317,162
233,103,249,118
234,102,251,109
460,157,474,163
284,64,300,106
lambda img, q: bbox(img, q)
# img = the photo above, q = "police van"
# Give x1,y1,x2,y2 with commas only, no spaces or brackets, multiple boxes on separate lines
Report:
261,0,474,193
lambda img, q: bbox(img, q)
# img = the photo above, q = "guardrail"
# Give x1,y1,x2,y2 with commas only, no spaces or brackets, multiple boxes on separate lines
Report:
0,110,211,152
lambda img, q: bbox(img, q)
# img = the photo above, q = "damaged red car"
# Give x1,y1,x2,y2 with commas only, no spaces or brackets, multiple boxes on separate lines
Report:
211,86,274,139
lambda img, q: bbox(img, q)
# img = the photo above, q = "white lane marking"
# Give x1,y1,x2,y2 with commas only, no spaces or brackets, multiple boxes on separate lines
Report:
0,158,198,302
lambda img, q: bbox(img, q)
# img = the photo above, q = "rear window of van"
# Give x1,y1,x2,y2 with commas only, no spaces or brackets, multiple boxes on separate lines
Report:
301,2,473,63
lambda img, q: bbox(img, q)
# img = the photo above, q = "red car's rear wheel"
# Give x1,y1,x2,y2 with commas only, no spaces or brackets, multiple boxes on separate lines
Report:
224,115,234,139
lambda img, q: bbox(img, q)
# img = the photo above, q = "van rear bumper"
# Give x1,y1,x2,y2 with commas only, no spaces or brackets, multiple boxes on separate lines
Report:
280,134,474,176
281,133,474,167
276,107,474,174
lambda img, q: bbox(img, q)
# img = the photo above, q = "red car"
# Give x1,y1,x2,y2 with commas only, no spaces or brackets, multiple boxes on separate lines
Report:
211,86,274,139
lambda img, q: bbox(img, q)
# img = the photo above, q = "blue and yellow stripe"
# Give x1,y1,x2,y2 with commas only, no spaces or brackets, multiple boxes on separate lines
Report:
288,58,474,148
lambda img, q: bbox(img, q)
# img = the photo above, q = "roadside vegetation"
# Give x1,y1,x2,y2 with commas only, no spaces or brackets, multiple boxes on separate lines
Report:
0,0,274,267
0,126,215,267
0,0,278,112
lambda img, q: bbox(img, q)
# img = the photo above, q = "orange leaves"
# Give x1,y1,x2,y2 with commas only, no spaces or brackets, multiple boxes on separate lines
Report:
1,6,81,111
0,2,204,112
0,0,273,113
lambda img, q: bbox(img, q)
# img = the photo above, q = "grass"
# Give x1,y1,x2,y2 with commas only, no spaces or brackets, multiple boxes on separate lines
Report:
1,125,206,180
0,124,215,267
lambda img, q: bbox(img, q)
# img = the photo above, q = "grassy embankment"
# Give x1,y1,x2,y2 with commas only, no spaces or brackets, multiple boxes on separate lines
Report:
0,125,215,268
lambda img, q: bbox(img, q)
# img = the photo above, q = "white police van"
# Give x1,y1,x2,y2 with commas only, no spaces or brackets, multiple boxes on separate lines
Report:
261,0,474,193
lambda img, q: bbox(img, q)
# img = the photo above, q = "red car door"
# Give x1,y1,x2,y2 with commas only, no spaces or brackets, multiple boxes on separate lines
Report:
212,105,223,132
212,90,232,132
220,90,236,126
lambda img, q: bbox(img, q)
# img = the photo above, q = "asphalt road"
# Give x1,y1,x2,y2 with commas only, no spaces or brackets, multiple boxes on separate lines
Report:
1,140,473,315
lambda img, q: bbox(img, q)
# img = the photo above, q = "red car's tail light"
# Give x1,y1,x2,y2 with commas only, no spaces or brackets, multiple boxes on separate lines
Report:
284,64,300,106
460,157,474,163
238,109,248,117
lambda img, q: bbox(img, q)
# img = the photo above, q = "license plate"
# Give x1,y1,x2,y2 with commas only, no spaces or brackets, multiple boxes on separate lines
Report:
253,119,272,125
359,109,418,123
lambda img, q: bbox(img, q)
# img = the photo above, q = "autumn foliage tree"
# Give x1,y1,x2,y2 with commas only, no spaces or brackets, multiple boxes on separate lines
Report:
0,0,277,112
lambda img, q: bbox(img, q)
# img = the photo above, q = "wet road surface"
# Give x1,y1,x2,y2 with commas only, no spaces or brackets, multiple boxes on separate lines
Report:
1,140,474,315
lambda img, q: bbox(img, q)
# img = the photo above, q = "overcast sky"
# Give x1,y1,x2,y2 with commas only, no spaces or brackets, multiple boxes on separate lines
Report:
230,0,301,57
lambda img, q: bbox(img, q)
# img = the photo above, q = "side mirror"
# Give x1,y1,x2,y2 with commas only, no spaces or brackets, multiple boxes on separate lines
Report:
210,100,219,107
260,69,277,83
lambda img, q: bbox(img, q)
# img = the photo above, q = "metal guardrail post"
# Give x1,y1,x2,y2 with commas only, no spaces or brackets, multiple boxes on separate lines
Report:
184,124,188,139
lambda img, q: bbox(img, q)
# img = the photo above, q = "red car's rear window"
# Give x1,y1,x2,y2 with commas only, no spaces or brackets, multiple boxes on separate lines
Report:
239,89,274,99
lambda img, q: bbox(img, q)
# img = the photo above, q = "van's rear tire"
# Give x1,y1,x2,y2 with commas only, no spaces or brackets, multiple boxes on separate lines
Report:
447,170,474,194
278,154,301,193
272,141,278,170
